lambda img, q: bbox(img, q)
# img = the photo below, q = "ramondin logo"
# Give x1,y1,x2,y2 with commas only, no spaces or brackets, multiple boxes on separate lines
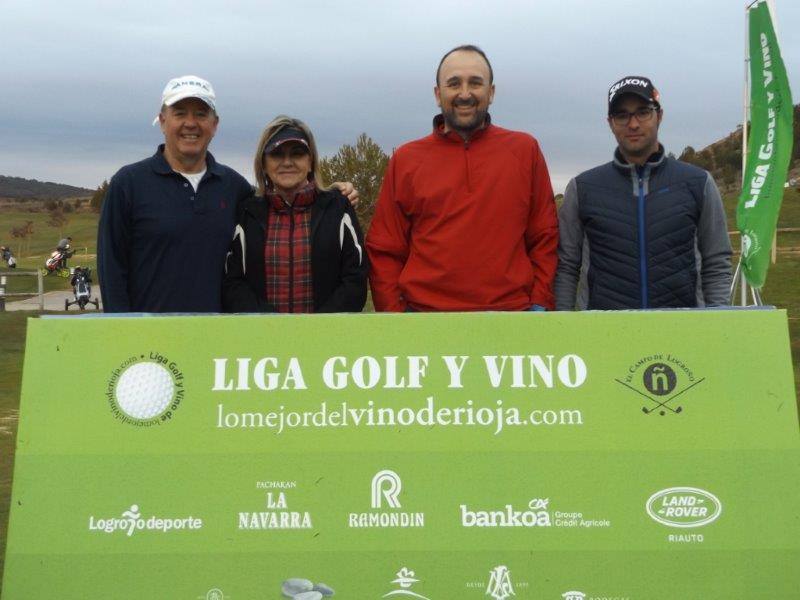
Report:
106,352,185,426
348,470,424,528
562,592,586,600
646,487,722,528
372,469,402,508
88,503,203,536
615,354,704,416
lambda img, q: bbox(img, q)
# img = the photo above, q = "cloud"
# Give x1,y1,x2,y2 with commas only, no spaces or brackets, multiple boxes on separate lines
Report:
3,0,798,191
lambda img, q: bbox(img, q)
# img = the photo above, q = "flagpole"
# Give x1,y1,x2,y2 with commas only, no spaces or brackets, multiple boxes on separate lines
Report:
767,0,779,276
739,1,753,306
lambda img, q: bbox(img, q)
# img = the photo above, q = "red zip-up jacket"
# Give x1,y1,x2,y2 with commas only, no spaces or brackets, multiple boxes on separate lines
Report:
367,115,558,312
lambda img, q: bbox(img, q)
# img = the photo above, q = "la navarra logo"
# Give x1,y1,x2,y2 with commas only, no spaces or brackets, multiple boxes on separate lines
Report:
106,352,185,426
615,354,704,416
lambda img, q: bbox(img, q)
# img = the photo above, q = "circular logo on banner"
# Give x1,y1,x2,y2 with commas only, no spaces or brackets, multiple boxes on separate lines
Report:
107,353,184,426
616,354,704,416
642,363,677,396
116,362,174,419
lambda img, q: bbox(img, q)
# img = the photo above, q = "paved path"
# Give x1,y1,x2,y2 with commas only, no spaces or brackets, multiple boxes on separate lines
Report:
3,289,103,312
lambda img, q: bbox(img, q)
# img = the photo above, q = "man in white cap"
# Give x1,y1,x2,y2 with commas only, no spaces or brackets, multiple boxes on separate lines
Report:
98,75,253,312
99,75,359,312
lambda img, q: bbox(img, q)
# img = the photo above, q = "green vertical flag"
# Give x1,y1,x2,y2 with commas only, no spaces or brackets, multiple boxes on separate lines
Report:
737,0,794,288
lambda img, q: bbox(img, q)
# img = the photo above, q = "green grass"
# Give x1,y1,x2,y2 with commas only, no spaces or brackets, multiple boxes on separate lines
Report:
722,185,800,228
756,256,800,395
2,209,98,295
2,208,97,589
723,187,800,391
776,187,800,228
2,209,98,259
777,231,800,247
0,312,28,593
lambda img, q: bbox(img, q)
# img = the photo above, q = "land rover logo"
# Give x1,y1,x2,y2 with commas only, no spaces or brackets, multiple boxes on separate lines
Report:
646,487,722,528
642,363,677,396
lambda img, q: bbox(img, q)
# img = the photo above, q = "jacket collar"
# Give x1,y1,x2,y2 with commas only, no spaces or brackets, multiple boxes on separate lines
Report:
612,144,666,174
244,189,337,241
432,113,493,143
150,144,223,178
265,182,316,213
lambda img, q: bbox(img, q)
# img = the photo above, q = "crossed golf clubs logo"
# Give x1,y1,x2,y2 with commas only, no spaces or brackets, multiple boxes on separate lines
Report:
615,362,705,415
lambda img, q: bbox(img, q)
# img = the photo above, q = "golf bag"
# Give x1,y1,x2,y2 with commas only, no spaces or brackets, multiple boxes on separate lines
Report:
1,247,15,269
44,247,73,275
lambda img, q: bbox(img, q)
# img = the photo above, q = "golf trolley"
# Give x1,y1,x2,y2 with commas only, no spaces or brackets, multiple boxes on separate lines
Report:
65,267,100,311
43,247,74,277
1,246,15,269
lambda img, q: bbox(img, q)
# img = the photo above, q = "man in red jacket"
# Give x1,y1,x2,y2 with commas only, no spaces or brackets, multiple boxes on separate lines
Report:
367,45,558,312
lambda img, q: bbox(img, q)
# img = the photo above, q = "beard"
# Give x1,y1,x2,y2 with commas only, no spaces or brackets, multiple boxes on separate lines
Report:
617,132,659,163
442,98,488,137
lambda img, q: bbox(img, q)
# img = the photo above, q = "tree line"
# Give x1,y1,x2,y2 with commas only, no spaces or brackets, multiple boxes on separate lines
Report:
0,175,93,200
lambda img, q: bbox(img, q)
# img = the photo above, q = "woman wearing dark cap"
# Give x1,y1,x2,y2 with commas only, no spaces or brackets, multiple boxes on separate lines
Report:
222,115,367,313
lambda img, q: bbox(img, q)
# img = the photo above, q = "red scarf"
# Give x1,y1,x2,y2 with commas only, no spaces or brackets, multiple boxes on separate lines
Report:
263,182,316,313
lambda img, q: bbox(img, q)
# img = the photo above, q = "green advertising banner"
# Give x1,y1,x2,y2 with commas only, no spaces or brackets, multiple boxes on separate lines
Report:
3,311,799,599
737,0,794,288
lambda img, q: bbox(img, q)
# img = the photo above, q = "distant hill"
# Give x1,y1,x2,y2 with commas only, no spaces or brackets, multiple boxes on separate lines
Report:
679,103,800,196
0,175,93,200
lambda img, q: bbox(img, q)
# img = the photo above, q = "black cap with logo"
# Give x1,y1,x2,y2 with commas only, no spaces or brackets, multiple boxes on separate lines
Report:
608,76,661,113
264,127,310,155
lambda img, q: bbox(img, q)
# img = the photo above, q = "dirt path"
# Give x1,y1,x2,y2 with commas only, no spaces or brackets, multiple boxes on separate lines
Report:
3,289,102,312
0,410,18,437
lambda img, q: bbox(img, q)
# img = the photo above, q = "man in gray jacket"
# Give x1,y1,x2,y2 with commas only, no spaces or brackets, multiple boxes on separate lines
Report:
554,76,732,310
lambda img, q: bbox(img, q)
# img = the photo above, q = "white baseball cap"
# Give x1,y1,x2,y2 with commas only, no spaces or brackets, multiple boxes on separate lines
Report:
152,75,216,126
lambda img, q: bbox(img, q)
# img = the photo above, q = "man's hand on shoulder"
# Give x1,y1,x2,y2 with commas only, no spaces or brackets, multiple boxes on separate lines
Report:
333,182,359,207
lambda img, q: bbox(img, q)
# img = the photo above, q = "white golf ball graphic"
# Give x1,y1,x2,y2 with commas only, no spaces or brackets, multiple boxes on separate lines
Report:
115,362,174,419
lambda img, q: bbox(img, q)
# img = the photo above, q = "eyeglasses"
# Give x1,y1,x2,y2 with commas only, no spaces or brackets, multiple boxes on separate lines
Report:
609,106,658,126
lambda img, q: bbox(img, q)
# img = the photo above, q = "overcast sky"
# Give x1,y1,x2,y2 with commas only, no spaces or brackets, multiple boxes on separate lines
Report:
1,0,797,193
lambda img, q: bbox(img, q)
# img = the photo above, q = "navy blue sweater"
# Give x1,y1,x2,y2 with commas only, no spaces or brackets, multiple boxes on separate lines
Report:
98,146,253,312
